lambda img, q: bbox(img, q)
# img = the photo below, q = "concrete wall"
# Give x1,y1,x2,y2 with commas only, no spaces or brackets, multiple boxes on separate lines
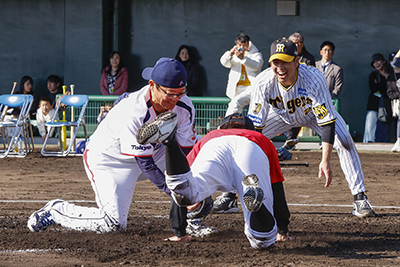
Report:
1,0,400,140
0,0,102,97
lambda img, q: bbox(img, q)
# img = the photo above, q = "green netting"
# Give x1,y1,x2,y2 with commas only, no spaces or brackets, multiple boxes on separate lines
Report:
58,95,339,141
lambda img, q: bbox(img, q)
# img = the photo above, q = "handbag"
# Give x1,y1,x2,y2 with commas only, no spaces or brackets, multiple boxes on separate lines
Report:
378,106,388,122
378,97,388,122
392,99,400,118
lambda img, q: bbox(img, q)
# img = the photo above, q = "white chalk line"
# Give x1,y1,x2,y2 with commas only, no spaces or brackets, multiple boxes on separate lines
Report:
0,249,65,253
1,199,400,210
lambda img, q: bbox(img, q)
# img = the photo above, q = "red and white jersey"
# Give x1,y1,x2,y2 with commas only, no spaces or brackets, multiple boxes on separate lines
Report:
87,85,196,160
248,64,337,130
187,128,284,184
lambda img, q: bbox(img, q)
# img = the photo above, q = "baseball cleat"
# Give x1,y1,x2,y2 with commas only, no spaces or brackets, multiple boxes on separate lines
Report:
352,195,375,218
242,174,264,213
391,140,400,152
136,111,177,145
283,138,299,151
186,219,218,238
27,199,63,232
212,192,239,214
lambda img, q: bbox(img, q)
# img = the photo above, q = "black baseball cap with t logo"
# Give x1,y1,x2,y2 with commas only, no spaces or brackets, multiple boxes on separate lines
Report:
269,38,298,63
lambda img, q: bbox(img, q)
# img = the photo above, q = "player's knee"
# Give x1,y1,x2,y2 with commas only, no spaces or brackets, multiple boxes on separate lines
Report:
245,225,277,249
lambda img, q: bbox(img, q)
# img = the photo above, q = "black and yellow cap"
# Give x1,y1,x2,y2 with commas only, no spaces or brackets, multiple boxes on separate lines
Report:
269,38,298,63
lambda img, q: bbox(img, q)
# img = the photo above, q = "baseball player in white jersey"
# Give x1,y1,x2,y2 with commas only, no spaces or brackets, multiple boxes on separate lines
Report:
136,112,287,249
27,58,208,242
248,38,375,218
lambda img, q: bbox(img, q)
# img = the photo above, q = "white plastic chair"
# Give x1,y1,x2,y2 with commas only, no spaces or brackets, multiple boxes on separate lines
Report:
41,94,88,157
0,94,34,158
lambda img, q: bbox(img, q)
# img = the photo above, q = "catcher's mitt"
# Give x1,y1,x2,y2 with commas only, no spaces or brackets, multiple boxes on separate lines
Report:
187,196,213,219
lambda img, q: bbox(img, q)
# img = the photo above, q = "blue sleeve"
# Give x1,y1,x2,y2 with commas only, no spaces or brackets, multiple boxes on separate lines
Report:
135,156,171,196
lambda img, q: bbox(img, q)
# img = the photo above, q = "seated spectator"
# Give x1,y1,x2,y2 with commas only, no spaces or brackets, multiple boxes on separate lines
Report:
100,51,128,95
97,92,132,124
42,74,70,111
175,45,202,96
42,75,63,107
97,102,113,123
36,96,58,141
13,76,40,119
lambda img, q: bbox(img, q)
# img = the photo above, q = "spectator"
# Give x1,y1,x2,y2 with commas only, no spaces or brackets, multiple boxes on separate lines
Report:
392,49,400,68
289,32,315,66
36,95,58,141
389,52,400,76
315,41,344,98
387,52,400,152
100,51,129,95
97,92,132,123
175,45,202,96
13,76,40,119
221,33,264,114
363,53,396,143
97,102,113,124
43,75,63,107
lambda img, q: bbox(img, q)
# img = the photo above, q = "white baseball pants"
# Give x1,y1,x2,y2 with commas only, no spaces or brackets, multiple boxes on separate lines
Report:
166,135,277,249
48,146,166,232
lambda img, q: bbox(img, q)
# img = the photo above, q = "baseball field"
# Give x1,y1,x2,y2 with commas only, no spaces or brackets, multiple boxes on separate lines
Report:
1,149,399,266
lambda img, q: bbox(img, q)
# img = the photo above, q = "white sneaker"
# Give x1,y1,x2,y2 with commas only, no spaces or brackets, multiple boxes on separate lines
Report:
391,140,400,152
186,219,218,238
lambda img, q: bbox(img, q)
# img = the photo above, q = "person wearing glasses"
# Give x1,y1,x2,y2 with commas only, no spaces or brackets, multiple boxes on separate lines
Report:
27,58,216,242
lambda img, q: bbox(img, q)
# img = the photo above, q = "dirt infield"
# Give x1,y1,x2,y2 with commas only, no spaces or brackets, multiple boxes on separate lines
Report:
1,149,400,266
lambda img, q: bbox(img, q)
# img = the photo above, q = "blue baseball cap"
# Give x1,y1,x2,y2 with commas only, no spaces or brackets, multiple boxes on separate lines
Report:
141,57,187,88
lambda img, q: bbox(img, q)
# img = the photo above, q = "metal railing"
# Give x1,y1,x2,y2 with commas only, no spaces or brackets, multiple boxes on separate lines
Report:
56,95,340,142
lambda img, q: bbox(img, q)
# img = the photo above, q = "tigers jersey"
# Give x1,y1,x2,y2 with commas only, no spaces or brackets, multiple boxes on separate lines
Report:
248,64,337,130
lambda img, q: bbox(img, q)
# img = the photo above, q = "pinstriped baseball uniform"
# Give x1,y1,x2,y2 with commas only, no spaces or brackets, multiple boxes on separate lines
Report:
248,63,366,195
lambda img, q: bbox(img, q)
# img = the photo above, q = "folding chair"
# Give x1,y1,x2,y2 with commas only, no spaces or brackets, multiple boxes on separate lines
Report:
41,94,89,157
0,94,34,158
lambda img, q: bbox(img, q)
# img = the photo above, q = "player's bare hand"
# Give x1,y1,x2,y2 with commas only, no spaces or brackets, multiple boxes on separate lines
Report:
164,235,193,242
276,233,293,242
187,203,201,212
318,160,332,187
